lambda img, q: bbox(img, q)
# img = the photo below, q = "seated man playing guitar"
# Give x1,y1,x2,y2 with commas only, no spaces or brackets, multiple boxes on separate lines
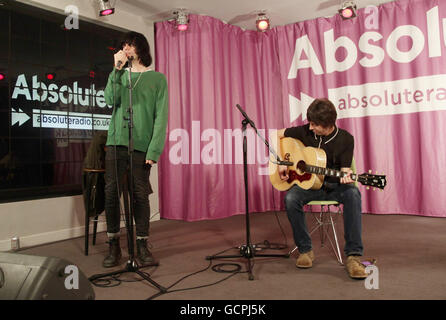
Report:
276,98,367,279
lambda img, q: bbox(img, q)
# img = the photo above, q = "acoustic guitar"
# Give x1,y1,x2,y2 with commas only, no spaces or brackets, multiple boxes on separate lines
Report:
269,138,387,191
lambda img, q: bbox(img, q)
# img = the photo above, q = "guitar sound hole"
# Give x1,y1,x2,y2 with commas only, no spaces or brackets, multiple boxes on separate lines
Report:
288,169,312,183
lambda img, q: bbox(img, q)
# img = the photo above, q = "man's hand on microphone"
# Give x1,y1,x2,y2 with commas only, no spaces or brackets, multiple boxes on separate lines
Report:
114,50,128,70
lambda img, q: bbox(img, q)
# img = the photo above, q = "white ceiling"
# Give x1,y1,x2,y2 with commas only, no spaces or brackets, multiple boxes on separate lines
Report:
115,0,397,30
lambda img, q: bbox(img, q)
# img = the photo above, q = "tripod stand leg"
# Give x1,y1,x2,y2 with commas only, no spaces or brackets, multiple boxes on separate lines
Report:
246,258,254,280
89,260,166,293
135,270,167,292
88,268,127,282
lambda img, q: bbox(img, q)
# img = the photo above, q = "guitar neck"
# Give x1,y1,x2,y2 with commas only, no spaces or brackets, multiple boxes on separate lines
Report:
304,164,357,181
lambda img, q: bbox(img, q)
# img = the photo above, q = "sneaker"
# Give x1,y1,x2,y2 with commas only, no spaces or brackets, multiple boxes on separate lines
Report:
345,255,368,279
296,250,315,268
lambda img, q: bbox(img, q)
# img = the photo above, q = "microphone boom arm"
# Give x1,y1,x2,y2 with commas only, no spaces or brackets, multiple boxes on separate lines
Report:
235,104,293,167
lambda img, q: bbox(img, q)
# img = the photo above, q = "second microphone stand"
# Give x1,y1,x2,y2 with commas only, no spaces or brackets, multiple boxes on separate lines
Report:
89,59,166,294
206,104,290,280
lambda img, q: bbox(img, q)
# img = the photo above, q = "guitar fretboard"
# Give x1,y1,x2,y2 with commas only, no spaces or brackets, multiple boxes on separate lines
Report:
305,164,358,181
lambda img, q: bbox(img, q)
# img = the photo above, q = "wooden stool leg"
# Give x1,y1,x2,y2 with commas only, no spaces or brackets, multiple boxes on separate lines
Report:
85,210,90,256
93,216,98,245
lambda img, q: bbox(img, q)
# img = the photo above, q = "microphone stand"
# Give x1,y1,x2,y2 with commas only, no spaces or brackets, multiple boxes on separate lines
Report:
89,59,166,294
206,104,290,280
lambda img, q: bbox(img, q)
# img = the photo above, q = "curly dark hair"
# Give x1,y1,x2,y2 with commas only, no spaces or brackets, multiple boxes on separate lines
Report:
120,31,152,67
306,98,337,128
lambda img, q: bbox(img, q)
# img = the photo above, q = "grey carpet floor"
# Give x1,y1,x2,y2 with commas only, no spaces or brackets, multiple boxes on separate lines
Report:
15,211,446,300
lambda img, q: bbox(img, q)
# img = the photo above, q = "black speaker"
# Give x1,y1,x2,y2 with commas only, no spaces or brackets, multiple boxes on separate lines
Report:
0,252,95,300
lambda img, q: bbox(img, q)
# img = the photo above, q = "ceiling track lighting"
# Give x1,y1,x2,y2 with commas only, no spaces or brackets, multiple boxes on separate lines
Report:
339,1,357,20
174,9,189,31
256,12,270,32
99,0,115,17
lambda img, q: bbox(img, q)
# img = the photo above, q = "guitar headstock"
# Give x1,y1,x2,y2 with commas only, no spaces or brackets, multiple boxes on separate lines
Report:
358,172,387,190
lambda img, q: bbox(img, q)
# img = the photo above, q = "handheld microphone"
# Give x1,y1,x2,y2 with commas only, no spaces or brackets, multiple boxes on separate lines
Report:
116,56,133,68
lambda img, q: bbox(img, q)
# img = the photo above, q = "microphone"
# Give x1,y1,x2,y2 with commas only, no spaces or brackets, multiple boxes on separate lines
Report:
127,56,134,67
236,104,255,128
116,56,134,69
276,160,294,166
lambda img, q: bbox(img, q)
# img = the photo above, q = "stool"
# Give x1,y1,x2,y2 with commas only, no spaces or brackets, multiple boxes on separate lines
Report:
82,168,105,256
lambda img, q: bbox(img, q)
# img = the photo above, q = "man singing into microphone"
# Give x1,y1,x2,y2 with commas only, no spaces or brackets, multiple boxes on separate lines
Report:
102,31,168,268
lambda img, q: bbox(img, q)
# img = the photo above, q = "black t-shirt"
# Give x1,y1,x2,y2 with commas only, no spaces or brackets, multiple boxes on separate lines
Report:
284,124,354,183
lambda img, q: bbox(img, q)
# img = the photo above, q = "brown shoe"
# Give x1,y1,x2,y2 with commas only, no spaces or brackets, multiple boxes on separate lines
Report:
345,255,368,279
296,250,315,268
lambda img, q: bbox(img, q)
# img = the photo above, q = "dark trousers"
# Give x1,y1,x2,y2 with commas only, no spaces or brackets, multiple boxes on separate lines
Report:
104,146,152,237
284,183,363,257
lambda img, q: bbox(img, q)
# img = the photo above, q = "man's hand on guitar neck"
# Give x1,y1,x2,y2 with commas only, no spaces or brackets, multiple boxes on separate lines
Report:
340,167,354,184
279,165,289,181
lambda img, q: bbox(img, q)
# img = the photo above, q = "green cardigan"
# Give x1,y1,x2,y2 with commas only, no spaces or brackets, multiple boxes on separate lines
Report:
104,68,168,161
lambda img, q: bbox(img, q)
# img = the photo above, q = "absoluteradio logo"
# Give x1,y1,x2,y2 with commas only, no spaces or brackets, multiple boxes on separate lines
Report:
11,74,112,130
12,74,110,108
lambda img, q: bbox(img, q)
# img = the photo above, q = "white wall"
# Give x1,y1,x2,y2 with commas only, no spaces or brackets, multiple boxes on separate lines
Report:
0,0,160,251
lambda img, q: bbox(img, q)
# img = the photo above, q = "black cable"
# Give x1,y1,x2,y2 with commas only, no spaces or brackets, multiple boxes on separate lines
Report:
211,263,242,273
253,239,287,251
145,247,245,300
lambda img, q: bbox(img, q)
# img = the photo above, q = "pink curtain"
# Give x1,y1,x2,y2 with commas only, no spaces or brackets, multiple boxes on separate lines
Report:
155,15,285,221
156,0,446,220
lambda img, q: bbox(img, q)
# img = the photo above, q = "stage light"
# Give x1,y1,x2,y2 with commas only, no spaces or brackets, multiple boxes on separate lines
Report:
99,0,115,17
256,13,270,32
45,73,55,80
175,10,189,31
0,73,5,81
339,1,357,20
89,71,96,79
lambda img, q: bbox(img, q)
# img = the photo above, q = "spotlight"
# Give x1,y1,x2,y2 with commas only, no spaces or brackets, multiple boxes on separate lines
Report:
256,13,270,32
45,72,56,80
0,73,5,81
99,0,115,17
339,1,357,20
175,10,189,31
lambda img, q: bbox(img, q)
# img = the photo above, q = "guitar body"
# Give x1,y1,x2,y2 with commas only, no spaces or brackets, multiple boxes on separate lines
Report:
269,138,326,191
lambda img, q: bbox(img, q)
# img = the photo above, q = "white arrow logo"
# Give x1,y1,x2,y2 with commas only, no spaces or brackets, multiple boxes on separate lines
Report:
11,108,30,126
289,92,315,122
